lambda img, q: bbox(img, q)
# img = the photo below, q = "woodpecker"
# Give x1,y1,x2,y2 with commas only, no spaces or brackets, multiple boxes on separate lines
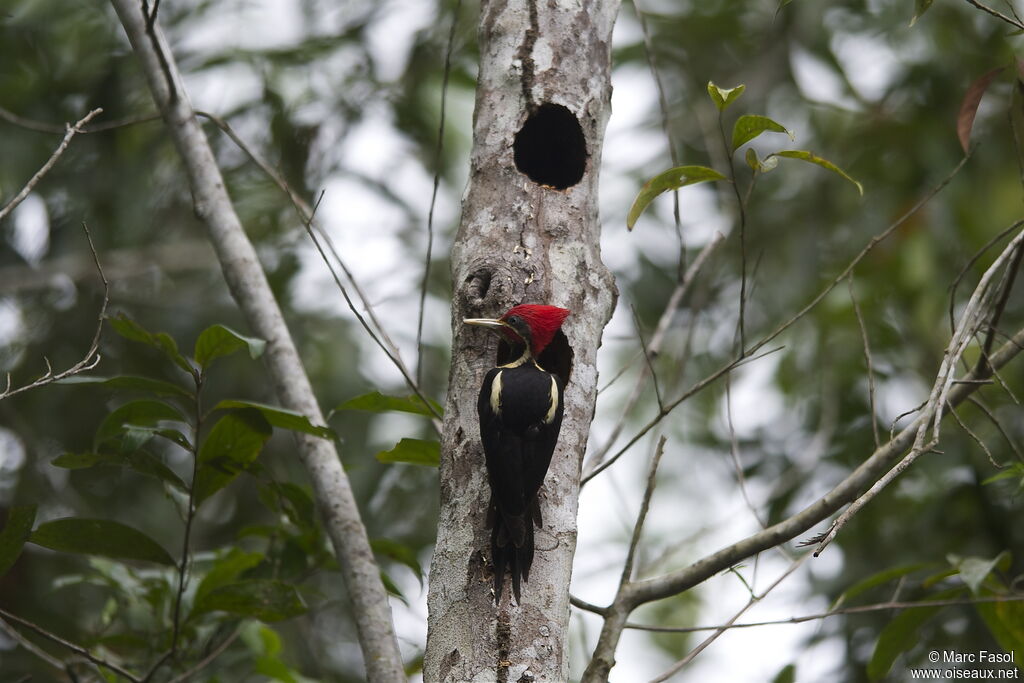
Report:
464,304,571,605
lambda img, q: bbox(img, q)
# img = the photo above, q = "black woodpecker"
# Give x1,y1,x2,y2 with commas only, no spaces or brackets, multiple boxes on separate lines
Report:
463,304,571,605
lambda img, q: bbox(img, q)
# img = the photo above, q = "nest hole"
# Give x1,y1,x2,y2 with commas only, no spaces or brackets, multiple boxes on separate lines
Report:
513,103,587,189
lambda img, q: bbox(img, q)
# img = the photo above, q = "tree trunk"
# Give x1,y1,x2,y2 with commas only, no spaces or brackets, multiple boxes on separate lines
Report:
425,0,619,680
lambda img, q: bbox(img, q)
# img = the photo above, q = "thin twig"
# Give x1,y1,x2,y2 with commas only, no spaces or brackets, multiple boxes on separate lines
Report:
0,607,141,682
1,224,108,401
0,105,159,135
302,194,443,427
586,157,970,485
633,0,684,272
649,555,809,682
622,594,1024,633
165,626,241,683
582,345,784,485
849,277,881,448
813,225,1024,555
417,0,463,385
195,110,440,427
0,614,69,674
948,220,1023,336
966,396,1024,463
621,436,668,584
963,0,1024,28
974,237,1024,376
169,365,203,659
724,374,768,529
586,233,723,471
947,400,1003,469
630,306,663,411
0,108,102,222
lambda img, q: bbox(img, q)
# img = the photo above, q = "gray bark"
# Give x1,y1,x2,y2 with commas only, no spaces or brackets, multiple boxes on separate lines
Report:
424,0,620,681
108,3,405,680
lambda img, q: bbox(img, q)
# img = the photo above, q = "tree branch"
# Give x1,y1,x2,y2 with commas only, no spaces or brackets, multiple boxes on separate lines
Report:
0,108,102,222
627,325,1024,605
0,607,141,682
107,3,404,680
0,224,108,401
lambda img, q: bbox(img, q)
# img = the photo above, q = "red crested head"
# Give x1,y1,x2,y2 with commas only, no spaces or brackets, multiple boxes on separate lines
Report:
500,304,570,356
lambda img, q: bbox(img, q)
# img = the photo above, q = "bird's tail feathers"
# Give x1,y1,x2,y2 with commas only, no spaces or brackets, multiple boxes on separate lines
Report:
491,498,541,605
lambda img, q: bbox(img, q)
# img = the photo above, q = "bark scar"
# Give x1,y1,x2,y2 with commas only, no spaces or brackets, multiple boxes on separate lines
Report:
516,0,539,108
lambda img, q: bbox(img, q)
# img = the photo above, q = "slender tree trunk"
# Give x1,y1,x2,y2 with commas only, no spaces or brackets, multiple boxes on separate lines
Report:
109,3,405,680
425,0,619,680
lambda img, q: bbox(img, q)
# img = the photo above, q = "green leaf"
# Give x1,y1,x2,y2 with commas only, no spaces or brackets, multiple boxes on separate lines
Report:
731,114,793,150
380,570,408,606
950,552,1011,594
867,588,961,679
30,518,174,566
52,451,187,491
193,548,264,607
771,150,864,195
194,324,266,369
194,409,273,505
910,0,933,26
0,505,37,576
192,579,306,622
832,563,933,609
371,538,424,585
107,314,194,375
212,400,334,440
336,391,443,418
975,590,1024,656
95,400,187,451
256,656,301,683
57,375,192,398
626,165,727,230
707,81,745,111
771,664,796,683
376,438,440,467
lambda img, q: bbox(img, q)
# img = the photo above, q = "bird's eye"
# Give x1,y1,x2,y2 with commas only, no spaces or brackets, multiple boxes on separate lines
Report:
506,315,522,326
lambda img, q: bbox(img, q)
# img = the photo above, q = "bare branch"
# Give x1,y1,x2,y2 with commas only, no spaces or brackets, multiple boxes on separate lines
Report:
586,232,723,473
621,436,668,584
624,594,1024,634
812,225,1024,555
0,224,109,401
587,157,970,486
0,613,69,676
0,108,102,222
849,277,881,448
0,104,159,135
725,374,768,529
616,325,1024,607
966,395,1024,463
417,0,463,384
195,110,441,426
962,0,1024,28
948,400,1003,469
0,607,141,682
649,555,809,682
948,220,1023,336
582,344,784,485
165,627,241,683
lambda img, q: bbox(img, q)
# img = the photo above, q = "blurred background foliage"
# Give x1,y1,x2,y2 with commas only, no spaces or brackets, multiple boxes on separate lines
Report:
0,0,1022,681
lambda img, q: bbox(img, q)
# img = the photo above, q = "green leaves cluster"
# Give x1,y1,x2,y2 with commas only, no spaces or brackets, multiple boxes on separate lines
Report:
626,80,862,230
0,316,349,678
830,554,1024,680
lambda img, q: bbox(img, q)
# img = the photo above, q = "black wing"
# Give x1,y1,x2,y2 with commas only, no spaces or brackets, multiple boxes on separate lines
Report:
477,365,564,603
